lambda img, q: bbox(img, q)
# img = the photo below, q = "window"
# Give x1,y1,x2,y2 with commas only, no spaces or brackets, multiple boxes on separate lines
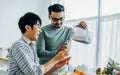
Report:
64,0,120,68
64,0,98,20
102,0,120,16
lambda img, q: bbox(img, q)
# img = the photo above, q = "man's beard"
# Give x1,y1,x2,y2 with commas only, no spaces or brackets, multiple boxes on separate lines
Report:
53,23,62,28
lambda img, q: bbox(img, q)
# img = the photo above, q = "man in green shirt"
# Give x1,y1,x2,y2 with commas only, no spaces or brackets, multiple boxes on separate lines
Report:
36,4,91,74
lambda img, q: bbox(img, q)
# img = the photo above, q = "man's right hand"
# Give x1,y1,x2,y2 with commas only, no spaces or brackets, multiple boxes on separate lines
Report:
54,50,69,62
56,43,69,54
44,55,71,75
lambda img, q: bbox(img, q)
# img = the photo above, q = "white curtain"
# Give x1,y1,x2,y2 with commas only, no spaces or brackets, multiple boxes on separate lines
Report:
64,17,98,68
64,14,120,68
97,14,120,67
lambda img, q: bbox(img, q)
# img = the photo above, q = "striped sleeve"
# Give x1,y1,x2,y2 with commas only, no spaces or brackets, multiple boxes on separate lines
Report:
10,42,44,75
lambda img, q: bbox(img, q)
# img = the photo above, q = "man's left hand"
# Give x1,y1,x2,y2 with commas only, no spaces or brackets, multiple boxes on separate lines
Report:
76,21,88,29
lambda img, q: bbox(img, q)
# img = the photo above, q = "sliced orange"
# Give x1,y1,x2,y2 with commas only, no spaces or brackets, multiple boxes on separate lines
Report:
73,69,86,75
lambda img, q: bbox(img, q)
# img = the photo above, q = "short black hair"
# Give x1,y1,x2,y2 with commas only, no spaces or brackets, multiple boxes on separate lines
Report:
48,4,64,14
18,12,41,33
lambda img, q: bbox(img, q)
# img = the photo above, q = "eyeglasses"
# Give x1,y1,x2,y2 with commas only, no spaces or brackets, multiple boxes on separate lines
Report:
50,16,65,22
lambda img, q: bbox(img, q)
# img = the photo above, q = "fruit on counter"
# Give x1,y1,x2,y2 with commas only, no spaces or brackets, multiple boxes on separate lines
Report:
61,73,67,75
56,69,86,75
102,67,108,75
96,67,101,74
71,69,86,75
71,73,79,75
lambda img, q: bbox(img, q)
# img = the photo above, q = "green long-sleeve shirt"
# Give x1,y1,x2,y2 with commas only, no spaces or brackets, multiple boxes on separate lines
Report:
36,24,73,64
36,24,91,74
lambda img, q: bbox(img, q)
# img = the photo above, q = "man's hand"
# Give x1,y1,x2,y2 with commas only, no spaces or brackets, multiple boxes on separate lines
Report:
54,50,69,62
54,56,71,69
44,57,71,75
56,43,69,54
76,21,88,29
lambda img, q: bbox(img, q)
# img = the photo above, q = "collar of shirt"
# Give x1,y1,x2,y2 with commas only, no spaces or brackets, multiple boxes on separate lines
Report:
21,35,34,45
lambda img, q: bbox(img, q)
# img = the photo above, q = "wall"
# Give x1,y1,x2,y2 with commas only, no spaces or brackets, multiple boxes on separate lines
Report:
0,0,51,49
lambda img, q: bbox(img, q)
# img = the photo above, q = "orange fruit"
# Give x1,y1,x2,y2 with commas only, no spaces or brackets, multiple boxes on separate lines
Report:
73,69,86,75
71,73,79,75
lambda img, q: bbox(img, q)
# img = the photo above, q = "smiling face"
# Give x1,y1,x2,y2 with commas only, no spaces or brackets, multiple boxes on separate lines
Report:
49,12,64,28
24,21,42,41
